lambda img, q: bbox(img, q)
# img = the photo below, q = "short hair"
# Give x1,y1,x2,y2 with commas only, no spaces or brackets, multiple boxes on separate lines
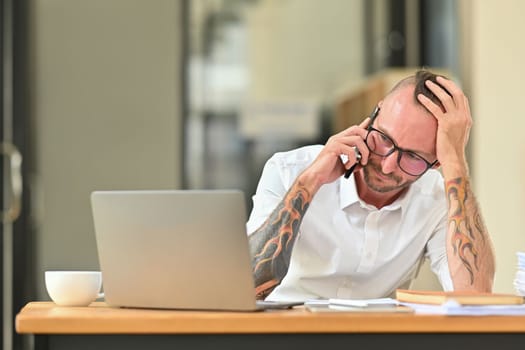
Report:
388,69,451,112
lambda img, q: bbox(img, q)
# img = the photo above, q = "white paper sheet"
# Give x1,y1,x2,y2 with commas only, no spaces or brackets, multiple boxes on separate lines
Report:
401,300,525,316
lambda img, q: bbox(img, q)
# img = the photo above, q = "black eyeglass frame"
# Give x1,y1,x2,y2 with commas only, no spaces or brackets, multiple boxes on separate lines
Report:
365,108,438,177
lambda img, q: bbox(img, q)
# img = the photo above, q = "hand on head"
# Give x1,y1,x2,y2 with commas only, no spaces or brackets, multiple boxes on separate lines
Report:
417,76,471,178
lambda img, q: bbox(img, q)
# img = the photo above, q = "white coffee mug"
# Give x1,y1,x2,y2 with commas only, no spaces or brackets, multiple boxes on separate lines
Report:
45,271,104,307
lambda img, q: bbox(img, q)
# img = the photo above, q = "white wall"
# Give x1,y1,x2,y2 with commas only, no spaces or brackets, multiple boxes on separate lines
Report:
32,0,182,298
468,0,525,293
245,0,364,100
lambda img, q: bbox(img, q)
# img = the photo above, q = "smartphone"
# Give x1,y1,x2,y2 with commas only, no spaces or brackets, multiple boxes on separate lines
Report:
344,147,362,179
343,106,379,179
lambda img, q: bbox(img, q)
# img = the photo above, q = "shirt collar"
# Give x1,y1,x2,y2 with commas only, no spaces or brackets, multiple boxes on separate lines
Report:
339,173,361,209
339,173,415,212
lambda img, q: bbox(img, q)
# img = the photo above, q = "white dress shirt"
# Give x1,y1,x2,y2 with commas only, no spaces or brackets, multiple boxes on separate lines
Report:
246,145,453,302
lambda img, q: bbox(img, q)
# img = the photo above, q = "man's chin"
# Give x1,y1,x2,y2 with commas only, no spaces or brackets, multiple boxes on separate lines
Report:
366,180,402,193
363,169,408,193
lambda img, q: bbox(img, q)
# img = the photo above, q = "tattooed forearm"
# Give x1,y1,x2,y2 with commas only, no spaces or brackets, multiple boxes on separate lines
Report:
446,177,493,289
249,181,313,299
447,178,478,283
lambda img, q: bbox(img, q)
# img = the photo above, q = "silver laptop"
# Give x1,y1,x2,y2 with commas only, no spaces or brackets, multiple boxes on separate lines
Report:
91,189,300,311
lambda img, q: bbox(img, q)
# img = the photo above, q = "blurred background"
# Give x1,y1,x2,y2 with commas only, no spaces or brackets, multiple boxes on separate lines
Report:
1,0,524,349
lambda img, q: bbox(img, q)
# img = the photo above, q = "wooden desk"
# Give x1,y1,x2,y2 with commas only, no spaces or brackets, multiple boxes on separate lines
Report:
16,302,525,350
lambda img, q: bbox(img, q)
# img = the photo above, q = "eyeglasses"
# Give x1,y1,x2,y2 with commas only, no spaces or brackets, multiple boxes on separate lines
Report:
365,127,438,176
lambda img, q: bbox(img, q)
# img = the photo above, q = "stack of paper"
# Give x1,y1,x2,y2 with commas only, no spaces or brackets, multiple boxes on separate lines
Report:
514,251,525,296
304,298,412,313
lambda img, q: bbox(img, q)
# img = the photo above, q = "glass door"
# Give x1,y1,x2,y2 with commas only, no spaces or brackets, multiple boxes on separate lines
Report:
2,0,33,349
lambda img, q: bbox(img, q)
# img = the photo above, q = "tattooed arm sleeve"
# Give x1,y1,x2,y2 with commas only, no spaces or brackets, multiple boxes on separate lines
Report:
248,179,313,299
445,177,495,292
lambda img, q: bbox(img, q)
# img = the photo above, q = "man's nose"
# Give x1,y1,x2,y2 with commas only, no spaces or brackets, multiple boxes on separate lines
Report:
380,151,398,174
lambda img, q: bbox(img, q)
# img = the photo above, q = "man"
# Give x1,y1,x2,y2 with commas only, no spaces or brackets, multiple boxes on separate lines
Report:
247,70,495,301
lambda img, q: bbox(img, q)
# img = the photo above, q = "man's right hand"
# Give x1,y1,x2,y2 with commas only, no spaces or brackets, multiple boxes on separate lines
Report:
298,117,371,193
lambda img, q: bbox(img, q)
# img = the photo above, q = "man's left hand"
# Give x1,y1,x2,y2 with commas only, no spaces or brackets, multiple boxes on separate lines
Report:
417,76,471,179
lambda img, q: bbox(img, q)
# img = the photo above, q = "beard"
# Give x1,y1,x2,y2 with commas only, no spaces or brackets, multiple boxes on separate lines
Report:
362,158,415,193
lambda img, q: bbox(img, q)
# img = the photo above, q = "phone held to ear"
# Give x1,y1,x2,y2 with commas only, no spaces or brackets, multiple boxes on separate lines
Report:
344,147,362,179
343,106,379,179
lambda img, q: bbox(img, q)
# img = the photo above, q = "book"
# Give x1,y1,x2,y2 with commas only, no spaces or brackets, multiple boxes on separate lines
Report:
396,289,524,306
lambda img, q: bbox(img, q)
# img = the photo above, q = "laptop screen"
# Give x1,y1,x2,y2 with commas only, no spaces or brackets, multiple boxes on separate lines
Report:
91,189,259,311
